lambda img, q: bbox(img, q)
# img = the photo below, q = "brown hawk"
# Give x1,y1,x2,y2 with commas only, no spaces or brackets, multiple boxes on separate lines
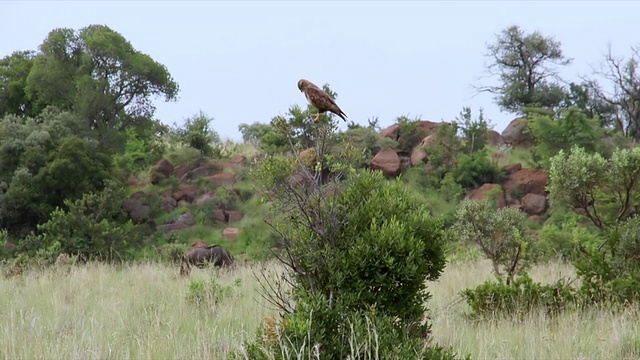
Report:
297,79,347,123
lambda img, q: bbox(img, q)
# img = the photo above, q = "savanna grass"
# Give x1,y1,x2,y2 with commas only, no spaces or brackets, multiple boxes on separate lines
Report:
1,259,639,359
0,261,277,359
429,259,640,360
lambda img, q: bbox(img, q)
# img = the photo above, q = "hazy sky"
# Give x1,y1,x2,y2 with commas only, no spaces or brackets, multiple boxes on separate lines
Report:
2,1,638,140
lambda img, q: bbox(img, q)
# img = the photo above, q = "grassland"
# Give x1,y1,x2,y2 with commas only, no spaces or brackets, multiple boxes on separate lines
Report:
1,259,639,360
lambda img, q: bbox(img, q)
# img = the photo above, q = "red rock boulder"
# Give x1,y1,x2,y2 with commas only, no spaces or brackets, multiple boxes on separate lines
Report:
501,118,535,148
521,193,547,215
172,184,199,203
227,155,247,168
180,162,222,183
207,173,236,187
414,120,442,136
503,163,522,175
504,168,549,197
150,159,175,184
487,130,506,147
223,228,241,241
380,124,400,140
467,183,507,208
371,149,401,177
410,134,438,166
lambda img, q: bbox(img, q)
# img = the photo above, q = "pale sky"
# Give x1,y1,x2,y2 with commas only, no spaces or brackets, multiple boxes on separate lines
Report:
2,1,638,141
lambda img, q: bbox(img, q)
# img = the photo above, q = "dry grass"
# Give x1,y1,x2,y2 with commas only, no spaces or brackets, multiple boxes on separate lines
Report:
1,259,638,359
429,259,640,360
0,262,277,359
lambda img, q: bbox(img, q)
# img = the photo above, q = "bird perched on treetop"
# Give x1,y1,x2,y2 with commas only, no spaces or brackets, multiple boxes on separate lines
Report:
297,79,348,123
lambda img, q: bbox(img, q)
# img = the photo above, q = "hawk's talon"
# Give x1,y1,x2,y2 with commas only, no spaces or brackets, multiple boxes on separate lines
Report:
312,113,320,123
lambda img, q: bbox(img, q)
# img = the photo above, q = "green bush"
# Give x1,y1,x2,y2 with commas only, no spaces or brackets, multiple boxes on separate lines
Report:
239,290,465,360
396,116,427,153
186,277,238,306
462,274,578,319
249,154,451,358
338,126,397,167
534,221,602,262
164,146,202,168
528,106,605,168
157,243,187,264
18,180,146,261
457,106,490,155
574,215,640,305
454,199,534,285
450,149,505,189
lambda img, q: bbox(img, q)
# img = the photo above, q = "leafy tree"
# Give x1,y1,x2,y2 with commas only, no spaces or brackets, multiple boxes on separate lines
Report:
337,126,397,167
454,199,534,285
548,146,640,305
346,116,382,132
25,25,179,148
173,110,221,157
238,122,273,144
0,108,112,236
0,51,38,117
19,179,142,261
588,45,640,139
456,107,490,154
477,25,572,114
423,122,462,170
561,82,618,129
528,106,605,165
112,120,168,177
396,115,426,153
33,135,112,209
243,116,453,358
450,149,505,189
548,146,640,231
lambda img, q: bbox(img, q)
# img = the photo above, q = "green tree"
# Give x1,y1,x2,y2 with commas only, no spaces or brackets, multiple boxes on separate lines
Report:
396,115,427,153
0,108,112,236
346,116,382,132
337,126,397,168
561,82,618,129
548,146,640,231
588,45,640,139
450,149,505,189
454,200,533,285
0,51,38,117
528,106,605,165
243,119,454,358
34,135,112,210
25,25,179,148
456,107,490,154
20,179,142,261
477,25,572,114
173,110,221,157
112,120,168,177
548,146,640,304
238,122,273,144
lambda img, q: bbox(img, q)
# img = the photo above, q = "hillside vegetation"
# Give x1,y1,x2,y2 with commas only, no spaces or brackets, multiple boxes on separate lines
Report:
2,24,640,358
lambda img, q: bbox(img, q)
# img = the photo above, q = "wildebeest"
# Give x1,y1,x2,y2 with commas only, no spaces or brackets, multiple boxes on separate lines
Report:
179,240,234,276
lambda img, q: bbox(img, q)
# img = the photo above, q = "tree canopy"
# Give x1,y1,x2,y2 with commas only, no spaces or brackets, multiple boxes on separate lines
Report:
25,25,179,145
478,25,572,114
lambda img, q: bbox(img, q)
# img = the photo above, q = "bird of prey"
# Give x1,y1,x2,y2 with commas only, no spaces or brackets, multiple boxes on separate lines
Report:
297,79,347,123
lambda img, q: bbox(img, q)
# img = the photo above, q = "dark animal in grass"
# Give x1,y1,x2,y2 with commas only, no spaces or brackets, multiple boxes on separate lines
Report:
180,242,234,276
